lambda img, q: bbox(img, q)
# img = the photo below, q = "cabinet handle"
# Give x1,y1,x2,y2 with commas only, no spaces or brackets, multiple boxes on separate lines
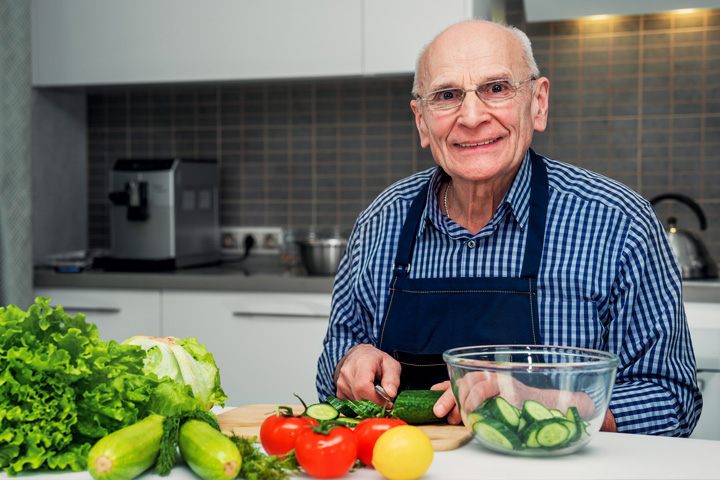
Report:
61,306,122,314
232,311,328,319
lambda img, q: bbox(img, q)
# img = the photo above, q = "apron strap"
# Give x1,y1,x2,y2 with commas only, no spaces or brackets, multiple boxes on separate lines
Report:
521,149,549,278
392,150,548,279
393,181,430,276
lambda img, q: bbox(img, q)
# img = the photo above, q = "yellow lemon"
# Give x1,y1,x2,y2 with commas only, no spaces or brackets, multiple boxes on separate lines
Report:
372,425,434,480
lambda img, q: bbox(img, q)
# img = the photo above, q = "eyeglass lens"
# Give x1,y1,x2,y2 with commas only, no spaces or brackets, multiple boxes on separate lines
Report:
425,80,521,110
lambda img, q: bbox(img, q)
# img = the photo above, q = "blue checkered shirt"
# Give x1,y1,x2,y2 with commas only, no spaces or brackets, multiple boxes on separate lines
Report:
317,150,702,436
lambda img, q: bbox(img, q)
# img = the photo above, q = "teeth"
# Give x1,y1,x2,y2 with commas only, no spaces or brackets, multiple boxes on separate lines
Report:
459,139,496,147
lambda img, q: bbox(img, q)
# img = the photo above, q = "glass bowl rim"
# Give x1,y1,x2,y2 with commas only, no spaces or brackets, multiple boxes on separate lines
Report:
443,344,620,371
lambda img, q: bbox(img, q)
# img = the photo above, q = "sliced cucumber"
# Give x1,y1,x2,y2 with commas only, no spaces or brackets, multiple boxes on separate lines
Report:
473,418,522,450
550,409,565,418
467,407,494,426
334,417,362,428
521,400,554,423
535,420,570,448
306,403,339,422
326,395,357,418
486,396,520,429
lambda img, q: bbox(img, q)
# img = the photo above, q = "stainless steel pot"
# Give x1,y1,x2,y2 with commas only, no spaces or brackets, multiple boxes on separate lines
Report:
296,238,347,276
650,193,718,280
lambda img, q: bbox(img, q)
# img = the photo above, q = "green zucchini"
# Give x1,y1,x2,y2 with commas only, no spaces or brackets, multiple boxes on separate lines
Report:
178,420,242,480
391,389,445,424
88,414,164,480
306,403,340,421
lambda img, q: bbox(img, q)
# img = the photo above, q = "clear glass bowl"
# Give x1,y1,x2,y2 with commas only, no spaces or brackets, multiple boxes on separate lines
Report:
443,345,620,456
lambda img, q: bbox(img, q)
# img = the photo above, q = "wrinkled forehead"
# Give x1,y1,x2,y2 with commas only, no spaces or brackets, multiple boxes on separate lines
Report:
420,24,526,92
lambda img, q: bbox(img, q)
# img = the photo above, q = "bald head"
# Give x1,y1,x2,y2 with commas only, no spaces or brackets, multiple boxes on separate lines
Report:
412,20,540,99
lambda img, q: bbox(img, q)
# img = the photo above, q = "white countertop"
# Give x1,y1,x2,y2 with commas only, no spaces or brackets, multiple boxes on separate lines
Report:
5,432,719,480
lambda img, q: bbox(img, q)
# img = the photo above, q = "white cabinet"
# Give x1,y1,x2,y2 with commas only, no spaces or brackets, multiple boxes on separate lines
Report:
363,0,472,75
32,0,362,86
161,291,331,407
33,287,162,343
31,0,474,86
685,301,720,441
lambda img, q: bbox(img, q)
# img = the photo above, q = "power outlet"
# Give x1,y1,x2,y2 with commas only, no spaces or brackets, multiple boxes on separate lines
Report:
221,227,283,255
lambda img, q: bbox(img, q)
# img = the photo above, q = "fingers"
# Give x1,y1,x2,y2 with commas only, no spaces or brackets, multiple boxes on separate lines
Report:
334,344,401,404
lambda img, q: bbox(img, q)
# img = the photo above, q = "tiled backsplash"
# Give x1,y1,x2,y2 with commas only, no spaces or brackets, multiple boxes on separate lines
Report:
86,5,720,260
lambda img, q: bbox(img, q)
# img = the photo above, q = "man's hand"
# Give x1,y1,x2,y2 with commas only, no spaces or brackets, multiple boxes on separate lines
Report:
334,343,402,406
429,372,598,426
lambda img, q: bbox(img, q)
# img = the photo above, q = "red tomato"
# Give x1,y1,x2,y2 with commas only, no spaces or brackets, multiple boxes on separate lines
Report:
295,426,358,479
259,407,318,456
353,417,407,466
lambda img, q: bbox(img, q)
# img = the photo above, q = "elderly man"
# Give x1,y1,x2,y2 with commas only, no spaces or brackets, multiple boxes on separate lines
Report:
316,20,701,436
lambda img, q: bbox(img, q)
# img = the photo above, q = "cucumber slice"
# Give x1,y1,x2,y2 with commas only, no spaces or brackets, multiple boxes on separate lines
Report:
306,403,339,422
334,417,362,428
521,400,554,423
486,396,520,429
565,406,587,442
550,409,565,418
473,418,522,450
535,420,570,448
326,395,357,418
467,407,494,426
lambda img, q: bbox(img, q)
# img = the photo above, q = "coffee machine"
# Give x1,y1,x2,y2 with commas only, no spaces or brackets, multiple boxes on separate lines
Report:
99,158,220,271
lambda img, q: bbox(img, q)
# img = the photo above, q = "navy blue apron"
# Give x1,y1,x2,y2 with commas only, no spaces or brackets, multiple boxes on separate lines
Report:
378,149,548,391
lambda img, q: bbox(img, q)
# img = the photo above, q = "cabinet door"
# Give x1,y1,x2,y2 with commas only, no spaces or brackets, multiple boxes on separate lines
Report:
32,0,362,86
162,291,331,406
363,0,472,75
33,287,161,342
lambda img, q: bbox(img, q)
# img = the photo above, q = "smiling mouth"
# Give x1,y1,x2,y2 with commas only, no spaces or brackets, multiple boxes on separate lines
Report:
457,138,499,147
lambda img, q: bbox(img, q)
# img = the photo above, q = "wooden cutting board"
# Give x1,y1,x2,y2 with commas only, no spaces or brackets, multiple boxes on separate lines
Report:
217,404,473,452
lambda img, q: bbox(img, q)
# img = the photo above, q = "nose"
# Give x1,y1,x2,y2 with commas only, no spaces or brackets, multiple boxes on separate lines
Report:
457,90,491,127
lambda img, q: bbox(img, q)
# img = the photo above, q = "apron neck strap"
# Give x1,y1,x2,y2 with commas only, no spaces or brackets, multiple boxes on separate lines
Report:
393,150,548,278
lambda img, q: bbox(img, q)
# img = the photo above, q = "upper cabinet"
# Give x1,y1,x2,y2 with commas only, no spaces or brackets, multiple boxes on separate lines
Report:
31,0,472,87
363,0,473,76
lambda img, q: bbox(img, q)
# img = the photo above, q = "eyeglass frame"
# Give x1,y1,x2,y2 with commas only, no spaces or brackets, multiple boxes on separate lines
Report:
416,77,536,111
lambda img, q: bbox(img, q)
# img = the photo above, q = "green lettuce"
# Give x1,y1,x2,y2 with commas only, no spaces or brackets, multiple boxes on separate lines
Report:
0,298,220,476
122,335,227,411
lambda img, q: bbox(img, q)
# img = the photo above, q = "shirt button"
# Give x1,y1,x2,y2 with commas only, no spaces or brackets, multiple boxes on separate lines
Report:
467,240,476,249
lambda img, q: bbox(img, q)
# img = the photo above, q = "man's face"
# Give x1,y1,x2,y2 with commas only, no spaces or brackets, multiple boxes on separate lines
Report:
411,23,549,184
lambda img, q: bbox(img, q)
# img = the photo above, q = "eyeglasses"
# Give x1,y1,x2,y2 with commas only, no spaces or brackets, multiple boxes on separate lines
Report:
417,77,535,111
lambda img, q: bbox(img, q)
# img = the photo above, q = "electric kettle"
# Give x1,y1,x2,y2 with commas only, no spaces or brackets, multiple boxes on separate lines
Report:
650,193,718,280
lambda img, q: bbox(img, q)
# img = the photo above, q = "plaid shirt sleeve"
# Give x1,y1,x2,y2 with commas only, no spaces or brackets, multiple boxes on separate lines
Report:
604,202,702,436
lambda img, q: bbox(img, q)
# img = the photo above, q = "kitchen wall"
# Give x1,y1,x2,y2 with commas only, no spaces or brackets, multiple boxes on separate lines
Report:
85,2,720,260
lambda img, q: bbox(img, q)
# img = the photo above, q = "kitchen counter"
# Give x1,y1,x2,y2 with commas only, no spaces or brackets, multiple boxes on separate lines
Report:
33,256,336,294
33,256,720,301
4,431,719,480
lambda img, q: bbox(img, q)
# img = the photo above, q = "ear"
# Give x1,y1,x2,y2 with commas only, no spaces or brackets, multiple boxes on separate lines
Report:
411,99,431,148
531,77,550,133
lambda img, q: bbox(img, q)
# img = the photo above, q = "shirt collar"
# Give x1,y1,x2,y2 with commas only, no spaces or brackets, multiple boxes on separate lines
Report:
420,150,533,237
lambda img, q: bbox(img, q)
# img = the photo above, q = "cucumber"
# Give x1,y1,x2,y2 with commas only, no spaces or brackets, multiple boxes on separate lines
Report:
472,419,522,450
178,420,242,480
306,403,339,421
521,400,554,423
88,414,164,480
334,417,362,428
535,420,570,448
486,396,520,429
326,395,357,418
391,390,445,424
565,406,587,442
467,406,494,426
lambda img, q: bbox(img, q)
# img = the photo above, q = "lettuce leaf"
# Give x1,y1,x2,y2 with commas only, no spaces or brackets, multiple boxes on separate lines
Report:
0,298,212,476
122,336,227,411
